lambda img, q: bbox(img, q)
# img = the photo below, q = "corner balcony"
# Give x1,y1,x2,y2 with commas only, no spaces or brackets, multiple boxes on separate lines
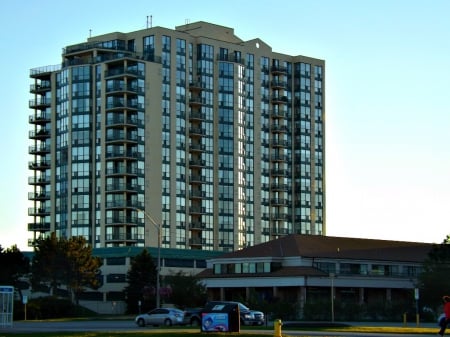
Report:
29,98,51,109
28,222,51,232
29,112,51,124
29,129,50,140
29,144,51,155
28,176,50,186
29,160,50,170
28,207,50,216
28,191,50,201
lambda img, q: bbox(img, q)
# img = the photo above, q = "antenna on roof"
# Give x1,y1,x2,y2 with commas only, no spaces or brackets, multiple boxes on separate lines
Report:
147,15,153,29
185,18,190,24
89,29,92,38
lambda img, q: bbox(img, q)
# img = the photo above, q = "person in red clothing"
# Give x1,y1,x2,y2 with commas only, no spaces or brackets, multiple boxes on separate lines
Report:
438,296,450,336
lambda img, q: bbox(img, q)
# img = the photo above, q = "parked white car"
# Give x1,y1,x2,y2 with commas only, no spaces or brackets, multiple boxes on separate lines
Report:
135,308,185,327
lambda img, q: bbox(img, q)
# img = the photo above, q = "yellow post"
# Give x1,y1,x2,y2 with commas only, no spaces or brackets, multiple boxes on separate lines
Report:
403,312,407,327
274,319,282,337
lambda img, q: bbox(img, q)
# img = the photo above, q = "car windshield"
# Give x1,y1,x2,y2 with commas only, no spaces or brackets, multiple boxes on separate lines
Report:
238,303,249,311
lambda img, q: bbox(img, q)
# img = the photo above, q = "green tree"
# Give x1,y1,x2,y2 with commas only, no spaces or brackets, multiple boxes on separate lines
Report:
65,236,102,305
417,235,450,311
31,233,102,304
124,249,157,314
165,271,207,308
0,244,30,300
31,233,67,295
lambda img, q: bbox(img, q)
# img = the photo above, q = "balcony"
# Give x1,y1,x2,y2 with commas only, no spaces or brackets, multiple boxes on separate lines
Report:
105,100,142,111
28,176,50,185
29,144,51,155
189,111,205,121
271,80,287,89
189,143,206,152
189,127,206,137
30,65,61,78
28,222,51,231
189,221,205,230
105,84,142,95
105,130,138,144
189,206,206,215
271,124,288,133
29,112,51,124
104,67,142,79
189,159,206,168
105,182,142,193
189,190,206,199
189,175,206,184
28,191,50,201
271,95,289,104
270,154,287,162
29,160,50,170
270,183,288,191
189,81,203,92
270,109,287,119
189,237,203,246
189,97,204,107
106,116,141,128
105,233,143,242
105,215,140,225
29,98,51,109
271,65,287,74
29,129,50,140
271,168,289,177
30,82,51,93
271,198,289,206
105,149,142,160
28,207,50,216
105,200,144,210
271,139,288,147
105,167,140,176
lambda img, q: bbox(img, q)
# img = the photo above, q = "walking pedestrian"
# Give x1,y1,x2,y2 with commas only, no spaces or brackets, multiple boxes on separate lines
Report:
438,295,450,336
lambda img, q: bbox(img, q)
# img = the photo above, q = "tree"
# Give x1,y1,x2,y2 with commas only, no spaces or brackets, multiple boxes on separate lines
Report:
65,236,102,305
417,235,450,311
31,233,102,304
31,233,67,295
0,244,30,300
124,249,157,314
165,271,207,308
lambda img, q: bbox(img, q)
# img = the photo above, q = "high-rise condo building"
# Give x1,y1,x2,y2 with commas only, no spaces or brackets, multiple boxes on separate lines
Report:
28,21,325,252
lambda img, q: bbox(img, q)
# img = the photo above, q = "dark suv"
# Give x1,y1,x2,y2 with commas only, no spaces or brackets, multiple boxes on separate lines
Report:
204,301,265,326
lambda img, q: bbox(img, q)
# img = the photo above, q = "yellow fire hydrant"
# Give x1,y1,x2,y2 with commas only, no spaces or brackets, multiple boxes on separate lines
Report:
274,319,282,337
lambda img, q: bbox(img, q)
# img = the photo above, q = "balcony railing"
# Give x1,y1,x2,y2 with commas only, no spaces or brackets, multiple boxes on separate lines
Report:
28,222,51,231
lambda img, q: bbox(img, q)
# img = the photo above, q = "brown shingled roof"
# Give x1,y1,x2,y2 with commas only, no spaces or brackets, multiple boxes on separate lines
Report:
214,234,432,263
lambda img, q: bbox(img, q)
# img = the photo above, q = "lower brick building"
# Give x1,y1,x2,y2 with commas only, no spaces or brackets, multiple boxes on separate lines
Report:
197,234,432,320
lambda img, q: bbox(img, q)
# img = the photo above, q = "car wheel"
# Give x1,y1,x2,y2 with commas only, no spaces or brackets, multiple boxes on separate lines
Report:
137,318,145,327
164,318,172,326
191,317,200,327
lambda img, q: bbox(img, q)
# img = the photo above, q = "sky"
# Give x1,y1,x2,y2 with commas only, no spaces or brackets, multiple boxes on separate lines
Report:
1,0,449,251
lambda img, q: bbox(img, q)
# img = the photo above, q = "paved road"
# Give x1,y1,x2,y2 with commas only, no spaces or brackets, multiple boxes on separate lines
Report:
0,320,438,336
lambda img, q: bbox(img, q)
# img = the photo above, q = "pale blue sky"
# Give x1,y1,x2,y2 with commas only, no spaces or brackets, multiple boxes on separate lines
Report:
1,0,449,250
